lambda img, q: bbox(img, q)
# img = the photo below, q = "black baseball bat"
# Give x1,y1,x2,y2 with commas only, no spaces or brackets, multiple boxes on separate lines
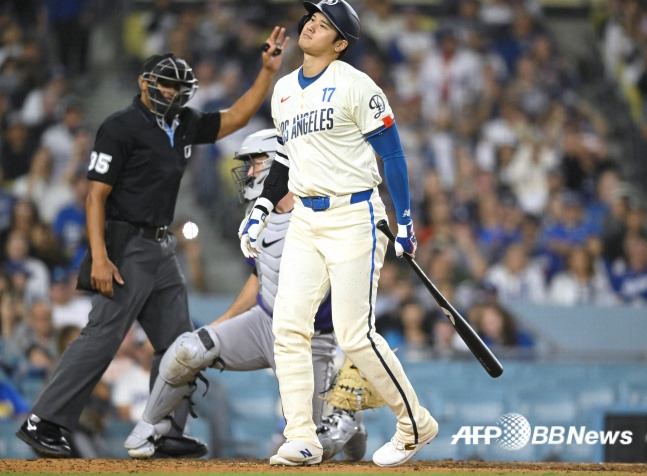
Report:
376,219,503,378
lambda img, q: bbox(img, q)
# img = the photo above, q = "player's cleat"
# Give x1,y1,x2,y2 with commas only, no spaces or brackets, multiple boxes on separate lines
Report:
125,419,172,459
269,439,323,466
372,422,438,467
16,416,72,458
342,422,367,461
154,435,208,458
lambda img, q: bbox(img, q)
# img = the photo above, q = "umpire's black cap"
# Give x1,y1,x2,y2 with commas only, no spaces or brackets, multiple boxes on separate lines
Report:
303,0,360,53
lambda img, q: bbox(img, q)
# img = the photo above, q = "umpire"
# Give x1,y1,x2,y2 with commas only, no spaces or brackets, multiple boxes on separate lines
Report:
16,26,288,458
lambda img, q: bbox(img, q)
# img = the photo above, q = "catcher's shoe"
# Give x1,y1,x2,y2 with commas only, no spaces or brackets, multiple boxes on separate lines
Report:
269,439,323,466
16,416,71,458
317,427,334,461
154,435,208,458
372,420,438,467
124,419,172,459
342,422,367,461
318,410,359,460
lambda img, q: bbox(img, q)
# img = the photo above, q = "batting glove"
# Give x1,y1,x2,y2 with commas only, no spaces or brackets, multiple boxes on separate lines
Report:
239,197,273,258
394,221,417,258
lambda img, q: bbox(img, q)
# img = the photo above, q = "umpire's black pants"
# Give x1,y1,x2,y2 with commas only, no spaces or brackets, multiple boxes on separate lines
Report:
32,232,194,431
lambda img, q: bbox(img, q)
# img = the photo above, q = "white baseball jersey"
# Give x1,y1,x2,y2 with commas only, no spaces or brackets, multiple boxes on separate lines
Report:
271,60,394,197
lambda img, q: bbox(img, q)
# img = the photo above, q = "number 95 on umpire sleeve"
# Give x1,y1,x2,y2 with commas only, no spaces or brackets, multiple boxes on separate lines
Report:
89,151,113,174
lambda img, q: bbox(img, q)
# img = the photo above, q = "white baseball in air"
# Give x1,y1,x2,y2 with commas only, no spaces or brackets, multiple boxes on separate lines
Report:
182,221,199,240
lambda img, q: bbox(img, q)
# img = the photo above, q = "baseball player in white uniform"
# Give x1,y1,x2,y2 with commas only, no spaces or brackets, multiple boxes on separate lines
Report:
239,0,438,468
123,129,366,461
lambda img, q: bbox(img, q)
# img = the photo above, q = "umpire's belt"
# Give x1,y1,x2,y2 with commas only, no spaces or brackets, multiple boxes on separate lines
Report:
137,225,169,242
300,189,373,212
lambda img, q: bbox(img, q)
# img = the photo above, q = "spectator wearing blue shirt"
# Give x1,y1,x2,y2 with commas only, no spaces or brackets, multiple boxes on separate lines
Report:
52,171,88,268
0,380,30,419
540,190,599,279
609,235,647,306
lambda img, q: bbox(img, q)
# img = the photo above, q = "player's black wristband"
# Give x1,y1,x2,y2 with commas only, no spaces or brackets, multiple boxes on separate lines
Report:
260,160,289,207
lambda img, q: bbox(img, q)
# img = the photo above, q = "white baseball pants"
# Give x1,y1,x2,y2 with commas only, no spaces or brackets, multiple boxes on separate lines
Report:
272,193,436,447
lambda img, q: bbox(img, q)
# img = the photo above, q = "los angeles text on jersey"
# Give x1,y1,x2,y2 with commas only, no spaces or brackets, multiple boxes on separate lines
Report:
280,107,334,142
451,426,633,446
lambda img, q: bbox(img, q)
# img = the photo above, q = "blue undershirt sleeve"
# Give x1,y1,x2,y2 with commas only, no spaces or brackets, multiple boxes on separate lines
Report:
367,123,412,225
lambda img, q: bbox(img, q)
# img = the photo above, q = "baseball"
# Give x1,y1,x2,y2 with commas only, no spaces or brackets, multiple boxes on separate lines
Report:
182,221,199,240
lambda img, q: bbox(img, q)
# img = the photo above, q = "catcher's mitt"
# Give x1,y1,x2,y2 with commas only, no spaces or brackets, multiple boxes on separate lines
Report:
324,358,386,411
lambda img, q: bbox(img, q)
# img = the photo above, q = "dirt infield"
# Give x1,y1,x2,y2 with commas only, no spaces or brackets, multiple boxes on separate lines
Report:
1,459,645,474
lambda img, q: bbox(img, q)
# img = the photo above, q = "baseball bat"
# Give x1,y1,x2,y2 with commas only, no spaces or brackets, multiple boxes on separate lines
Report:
376,219,503,378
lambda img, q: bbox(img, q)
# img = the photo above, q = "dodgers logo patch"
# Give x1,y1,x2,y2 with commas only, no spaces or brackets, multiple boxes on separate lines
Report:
369,95,386,119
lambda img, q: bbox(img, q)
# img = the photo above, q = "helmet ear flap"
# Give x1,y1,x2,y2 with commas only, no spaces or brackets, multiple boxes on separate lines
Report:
297,14,311,35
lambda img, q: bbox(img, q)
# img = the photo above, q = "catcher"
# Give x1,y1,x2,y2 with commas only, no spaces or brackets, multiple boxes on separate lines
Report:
124,129,385,460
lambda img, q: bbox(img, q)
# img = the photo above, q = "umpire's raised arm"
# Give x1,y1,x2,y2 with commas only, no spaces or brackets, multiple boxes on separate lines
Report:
217,26,289,139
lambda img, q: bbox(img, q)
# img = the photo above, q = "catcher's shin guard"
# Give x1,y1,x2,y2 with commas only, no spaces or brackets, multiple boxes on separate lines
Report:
142,377,194,426
160,326,221,385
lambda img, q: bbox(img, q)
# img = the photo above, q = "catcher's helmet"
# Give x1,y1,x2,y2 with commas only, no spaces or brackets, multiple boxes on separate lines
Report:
302,0,360,58
140,53,198,125
231,129,277,203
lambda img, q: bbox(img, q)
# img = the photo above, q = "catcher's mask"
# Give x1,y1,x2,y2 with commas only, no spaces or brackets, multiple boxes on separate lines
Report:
140,53,198,127
231,128,277,203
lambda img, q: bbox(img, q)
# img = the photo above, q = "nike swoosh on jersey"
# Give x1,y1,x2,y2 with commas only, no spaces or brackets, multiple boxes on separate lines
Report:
281,96,290,103
262,237,284,247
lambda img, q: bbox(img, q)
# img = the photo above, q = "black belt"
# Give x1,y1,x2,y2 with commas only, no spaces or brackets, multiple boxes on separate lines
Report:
137,225,169,242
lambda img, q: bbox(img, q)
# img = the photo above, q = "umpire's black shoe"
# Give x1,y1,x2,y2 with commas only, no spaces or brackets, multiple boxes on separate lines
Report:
154,435,208,458
16,417,72,458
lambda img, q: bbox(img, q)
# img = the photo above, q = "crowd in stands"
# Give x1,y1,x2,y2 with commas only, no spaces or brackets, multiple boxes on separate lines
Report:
1,0,646,453
599,0,647,133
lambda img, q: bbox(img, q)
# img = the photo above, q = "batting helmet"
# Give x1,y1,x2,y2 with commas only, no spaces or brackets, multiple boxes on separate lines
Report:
141,53,198,125
231,129,278,203
302,0,360,58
